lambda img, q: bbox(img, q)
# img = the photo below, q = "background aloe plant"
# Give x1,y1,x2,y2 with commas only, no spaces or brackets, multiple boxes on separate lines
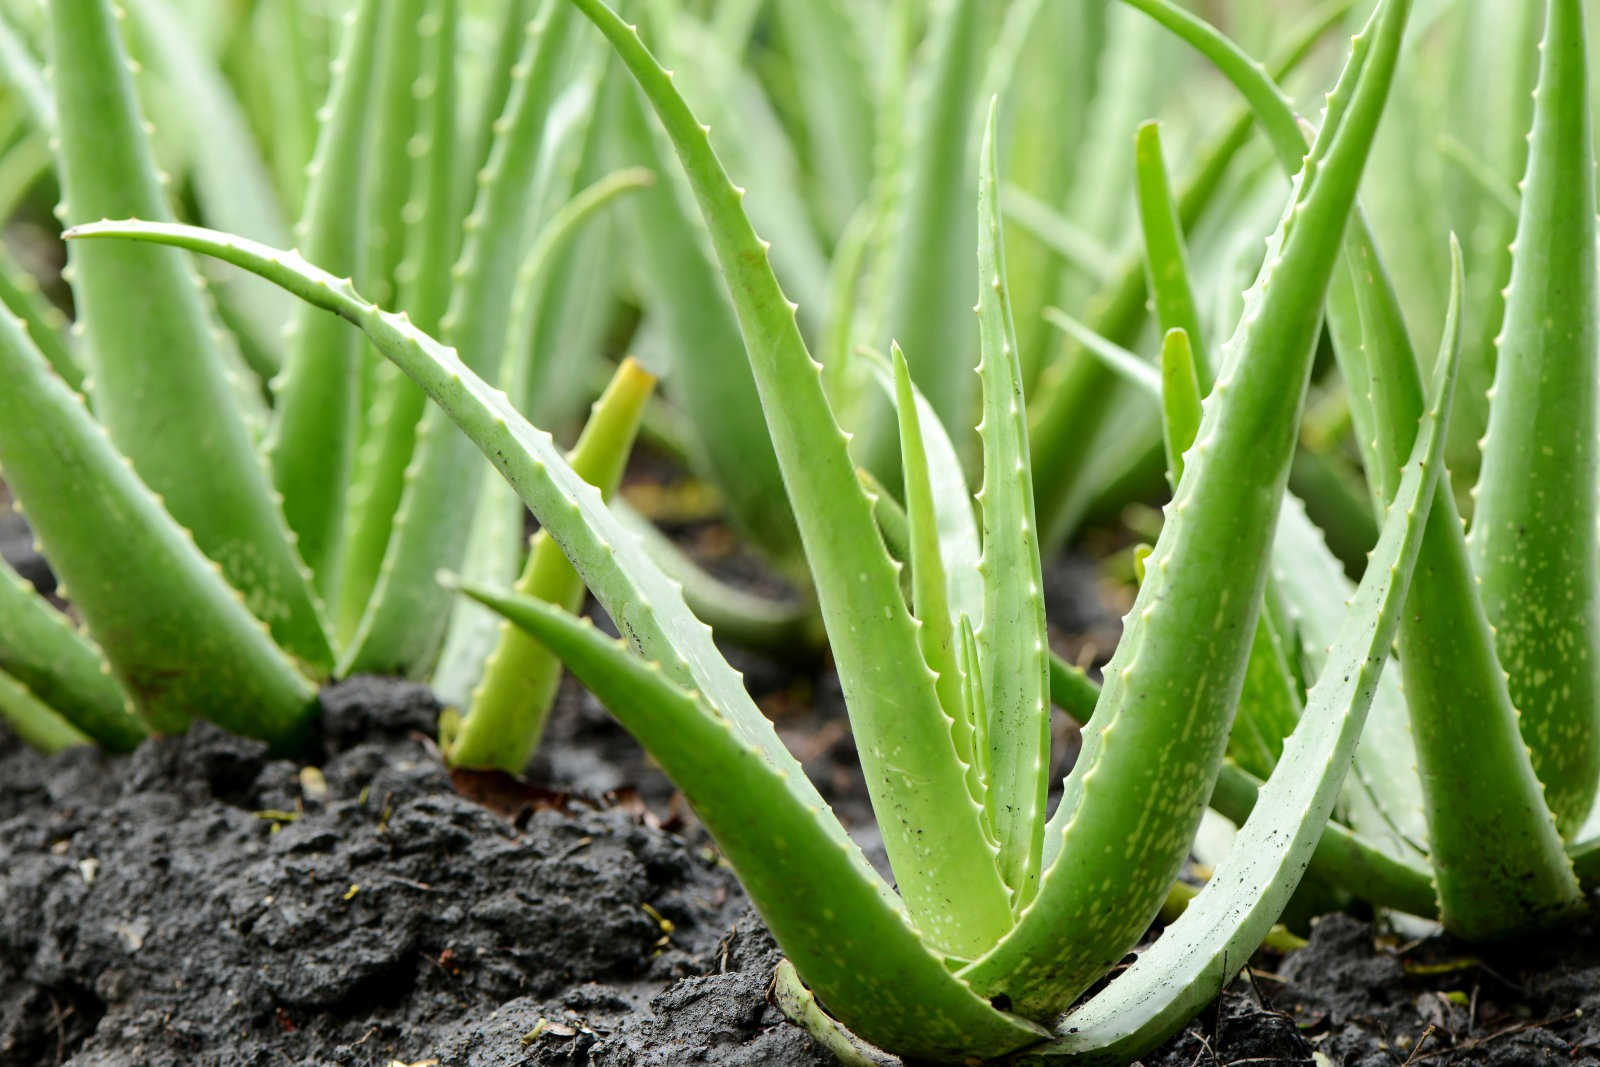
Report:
0,0,661,755
60,0,1439,1058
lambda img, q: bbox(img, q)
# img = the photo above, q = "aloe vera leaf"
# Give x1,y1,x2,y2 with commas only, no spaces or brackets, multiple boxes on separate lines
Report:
449,358,656,772
360,0,425,311
0,251,79,391
609,74,802,574
342,0,593,675
121,0,293,370
609,502,819,655
49,0,332,675
861,0,985,476
65,221,755,739
960,1,1409,1016
417,70,600,694
1038,286,1457,1064
1001,184,1116,286
459,0,536,222
0,10,51,130
1466,0,1600,838
1026,0,1355,550
0,560,145,752
0,667,91,754
1442,1,1543,491
567,0,1016,957
889,343,975,794
1160,322,1302,781
333,0,459,644
266,0,381,602
860,469,911,566
1136,122,1211,382
0,305,316,744
973,103,1050,905
1137,0,1584,934
74,219,1014,958
769,0,874,242
1158,328,1202,487
454,587,1046,1061
861,349,984,628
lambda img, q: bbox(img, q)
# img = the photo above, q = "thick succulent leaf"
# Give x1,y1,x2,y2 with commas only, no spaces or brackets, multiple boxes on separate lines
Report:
268,0,382,601
333,0,460,644
49,0,331,674
62,222,797,762
862,0,985,473
453,587,1047,1061
769,0,874,243
562,0,1014,956
974,103,1051,906
0,559,145,752
1467,0,1600,838
342,1,595,675
0,250,79,391
449,358,655,772
959,0,1409,1017
1129,0,1584,935
862,350,984,628
0,667,90,754
1135,122,1211,382
122,0,293,368
0,305,316,745
1157,328,1202,487
891,344,971,770
1035,252,1458,1064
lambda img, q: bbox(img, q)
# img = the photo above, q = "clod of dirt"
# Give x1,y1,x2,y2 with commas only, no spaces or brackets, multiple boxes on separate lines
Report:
0,678,825,1066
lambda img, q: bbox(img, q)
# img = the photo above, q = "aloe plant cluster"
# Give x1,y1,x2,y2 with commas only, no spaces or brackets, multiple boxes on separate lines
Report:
7,0,1600,1062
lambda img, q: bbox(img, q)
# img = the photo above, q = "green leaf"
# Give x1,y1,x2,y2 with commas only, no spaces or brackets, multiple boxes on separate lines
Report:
1158,328,1202,487
974,101,1050,907
1135,121,1211,383
1467,0,1600,838
0,558,145,752
49,0,331,674
0,667,91,755
0,304,316,746
268,0,383,602
333,0,461,644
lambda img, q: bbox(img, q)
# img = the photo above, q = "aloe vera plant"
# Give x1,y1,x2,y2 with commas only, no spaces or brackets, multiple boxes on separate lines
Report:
0,0,654,755
1068,0,1600,945
62,0,1441,1056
